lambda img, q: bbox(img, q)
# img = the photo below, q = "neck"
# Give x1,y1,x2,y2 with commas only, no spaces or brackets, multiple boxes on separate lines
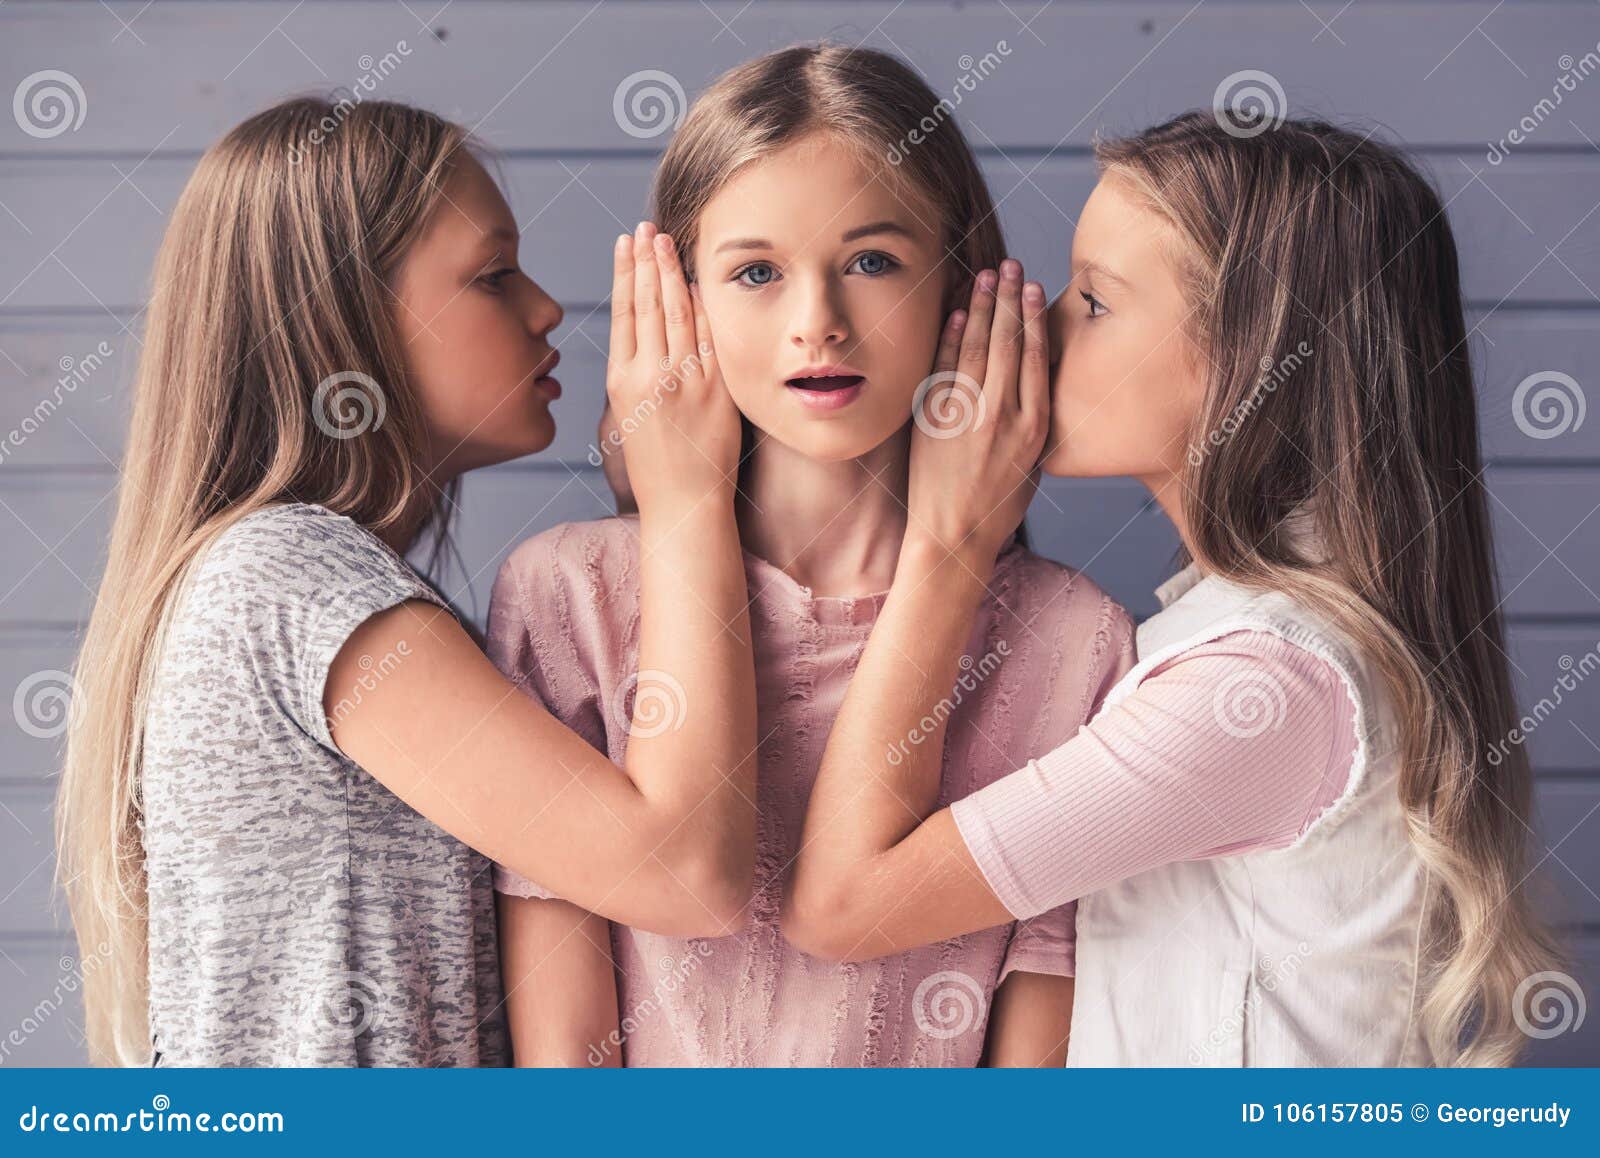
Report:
376,478,447,557
736,428,911,598
1144,470,1198,565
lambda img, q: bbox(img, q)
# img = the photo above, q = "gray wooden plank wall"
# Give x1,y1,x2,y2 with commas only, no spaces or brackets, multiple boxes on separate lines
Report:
1,0,1597,1065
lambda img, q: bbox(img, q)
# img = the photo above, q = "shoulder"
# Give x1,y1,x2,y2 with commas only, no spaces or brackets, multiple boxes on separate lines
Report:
1142,629,1352,736
989,544,1135,653
495,515,642,610
191,501,424,599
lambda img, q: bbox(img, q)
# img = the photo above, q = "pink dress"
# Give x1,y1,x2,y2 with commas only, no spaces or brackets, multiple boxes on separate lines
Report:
488,515,1135,1066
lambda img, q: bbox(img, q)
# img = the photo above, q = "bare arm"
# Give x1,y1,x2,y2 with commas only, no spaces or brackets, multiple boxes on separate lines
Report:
783,261,1050,958
983,972,1073,1067
498,894,620,1067
329,224,757,938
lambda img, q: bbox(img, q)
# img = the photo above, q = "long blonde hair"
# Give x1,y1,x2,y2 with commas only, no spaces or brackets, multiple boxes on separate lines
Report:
56,97,470,1065
1097,112,1564,1065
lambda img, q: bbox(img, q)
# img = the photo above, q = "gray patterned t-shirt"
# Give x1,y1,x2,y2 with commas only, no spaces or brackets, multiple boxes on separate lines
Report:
140,502,509,1066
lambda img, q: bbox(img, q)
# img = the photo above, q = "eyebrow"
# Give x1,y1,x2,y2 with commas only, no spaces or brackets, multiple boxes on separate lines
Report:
1074,260,1131,289
711,219,917,256
479,225,520,249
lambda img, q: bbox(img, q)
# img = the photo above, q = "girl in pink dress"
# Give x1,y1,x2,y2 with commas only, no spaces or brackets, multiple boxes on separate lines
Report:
489,45,1135,1066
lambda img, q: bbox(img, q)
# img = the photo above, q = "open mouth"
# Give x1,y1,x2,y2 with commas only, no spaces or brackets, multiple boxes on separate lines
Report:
785,372,865,411
785,374,864,392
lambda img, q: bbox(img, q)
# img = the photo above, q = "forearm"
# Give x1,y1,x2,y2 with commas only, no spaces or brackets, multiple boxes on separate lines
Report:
794,536,992,883
982,972,1073,1067
627,494,758,917
499,894,621,1067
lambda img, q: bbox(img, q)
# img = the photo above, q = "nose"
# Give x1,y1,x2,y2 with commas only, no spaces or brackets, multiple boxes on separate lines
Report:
523,277,564,337
788,276,849,352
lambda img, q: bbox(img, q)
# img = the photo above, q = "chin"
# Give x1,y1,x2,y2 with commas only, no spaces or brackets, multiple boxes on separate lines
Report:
764,422,897,464
476,417,557,470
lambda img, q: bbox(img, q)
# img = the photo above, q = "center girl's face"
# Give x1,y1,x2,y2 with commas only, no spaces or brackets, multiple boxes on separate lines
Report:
692,134,948,462
1041,175,1207,485
393,155,566,479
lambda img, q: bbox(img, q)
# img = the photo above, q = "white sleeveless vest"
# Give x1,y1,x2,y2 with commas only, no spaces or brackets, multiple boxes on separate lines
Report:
1065,561,1433,1067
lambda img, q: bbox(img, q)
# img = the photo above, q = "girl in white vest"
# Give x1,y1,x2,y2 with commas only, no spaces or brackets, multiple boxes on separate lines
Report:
783,112,1563,1066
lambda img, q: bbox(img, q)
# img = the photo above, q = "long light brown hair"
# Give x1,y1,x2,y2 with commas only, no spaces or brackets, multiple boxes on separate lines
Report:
57,97,471,1065
650,43,1006,324
1098,111,1563,1065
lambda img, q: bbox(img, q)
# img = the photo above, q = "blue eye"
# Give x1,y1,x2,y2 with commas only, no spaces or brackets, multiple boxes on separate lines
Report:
850,251,898,276
1080,290,1108,318
734,262,778,288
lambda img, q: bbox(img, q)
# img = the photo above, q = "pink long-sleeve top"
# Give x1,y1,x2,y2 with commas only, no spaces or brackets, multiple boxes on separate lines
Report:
488,515,1133,1066
950,564,1359,923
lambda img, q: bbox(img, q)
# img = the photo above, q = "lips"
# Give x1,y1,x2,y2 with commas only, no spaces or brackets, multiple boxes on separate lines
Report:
785,372,864,411
784,364,866,411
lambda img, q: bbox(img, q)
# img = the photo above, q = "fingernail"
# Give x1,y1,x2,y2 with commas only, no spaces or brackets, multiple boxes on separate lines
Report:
635,221,648,241
1001,259,1022,282
1023,282,1044,304
949,309,968,330
656,233,675,257
977,269,998,292
616,234,631,255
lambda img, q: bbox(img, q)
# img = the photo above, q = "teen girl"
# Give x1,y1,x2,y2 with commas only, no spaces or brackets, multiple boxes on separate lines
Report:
56,98,763,1066
490,45,1135,1067
782,112,1562,1066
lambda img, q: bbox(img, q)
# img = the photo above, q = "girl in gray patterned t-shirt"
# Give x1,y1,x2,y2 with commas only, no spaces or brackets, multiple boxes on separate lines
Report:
56,97,757,1067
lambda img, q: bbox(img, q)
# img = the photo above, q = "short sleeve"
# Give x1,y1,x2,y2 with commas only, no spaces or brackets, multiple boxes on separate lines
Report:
484,523,625,900
951,630,1358,920
998,900,1077,982
991,583,1135,982
198,504,446,755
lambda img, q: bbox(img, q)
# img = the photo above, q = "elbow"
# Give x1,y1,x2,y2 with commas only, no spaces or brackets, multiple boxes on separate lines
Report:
659,846,754,939
779,873,876,964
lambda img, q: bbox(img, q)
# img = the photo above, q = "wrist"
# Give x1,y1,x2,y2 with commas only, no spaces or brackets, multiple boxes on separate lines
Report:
636,488,738,538
899,527,1002,585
